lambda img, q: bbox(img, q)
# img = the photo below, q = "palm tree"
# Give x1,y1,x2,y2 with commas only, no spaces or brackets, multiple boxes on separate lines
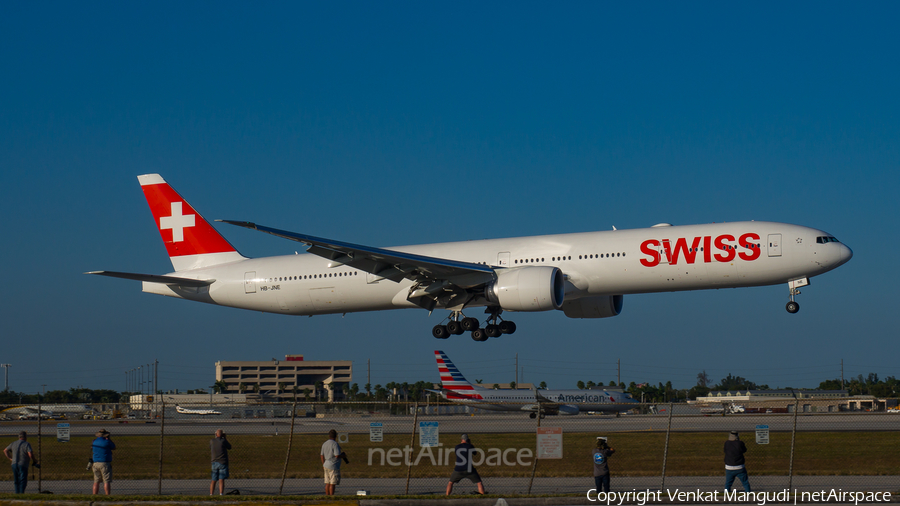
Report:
539,381,547,389
238,382,246,394
303,388,311,402
315,381,324,401
213,380,228,394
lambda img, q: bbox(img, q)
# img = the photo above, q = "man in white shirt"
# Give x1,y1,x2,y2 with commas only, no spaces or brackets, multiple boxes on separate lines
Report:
320,429,348,495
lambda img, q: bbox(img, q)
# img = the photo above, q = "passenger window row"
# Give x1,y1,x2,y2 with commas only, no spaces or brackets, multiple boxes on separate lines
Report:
513,253,627,265
266,272,360,283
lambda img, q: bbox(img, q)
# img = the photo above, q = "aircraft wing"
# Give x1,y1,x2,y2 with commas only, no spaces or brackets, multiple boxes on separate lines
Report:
219,221,496,308
86,271,215,287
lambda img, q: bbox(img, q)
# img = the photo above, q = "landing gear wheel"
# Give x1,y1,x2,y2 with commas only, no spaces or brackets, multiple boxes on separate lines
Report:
499,321,516,334
786,301,800,314
471,328,489,342
462,317,480,332
529,412,536,419
432,325,450,339
485,324,501,338
447,320,464,335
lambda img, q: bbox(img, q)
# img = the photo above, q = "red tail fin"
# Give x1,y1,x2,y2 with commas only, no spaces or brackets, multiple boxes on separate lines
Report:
138,174,245,271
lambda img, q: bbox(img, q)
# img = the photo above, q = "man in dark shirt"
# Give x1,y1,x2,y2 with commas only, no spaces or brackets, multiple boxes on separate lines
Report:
4,431,37,494
592,436,616,492
724,431,751,492
446,434,486,495
210,429,232,495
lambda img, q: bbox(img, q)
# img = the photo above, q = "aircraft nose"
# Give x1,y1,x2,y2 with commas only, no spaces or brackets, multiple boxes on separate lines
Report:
841,243,853,264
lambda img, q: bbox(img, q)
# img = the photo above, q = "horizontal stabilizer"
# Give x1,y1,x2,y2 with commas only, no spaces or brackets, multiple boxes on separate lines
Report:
85,271,214,287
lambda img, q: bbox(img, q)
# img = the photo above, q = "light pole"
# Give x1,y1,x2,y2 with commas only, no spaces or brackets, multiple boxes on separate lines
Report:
0,364,10,391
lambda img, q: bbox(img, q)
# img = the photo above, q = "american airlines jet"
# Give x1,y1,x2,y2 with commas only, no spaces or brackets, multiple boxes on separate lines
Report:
434,350,638,417
89,174,852,341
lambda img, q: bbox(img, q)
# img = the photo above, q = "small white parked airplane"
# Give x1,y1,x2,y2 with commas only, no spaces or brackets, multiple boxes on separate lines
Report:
89,174,852,341
175,405,222,416
434,350,638,417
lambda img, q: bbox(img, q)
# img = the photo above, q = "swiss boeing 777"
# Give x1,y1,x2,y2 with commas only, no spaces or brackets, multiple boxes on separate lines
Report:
89,174,852,341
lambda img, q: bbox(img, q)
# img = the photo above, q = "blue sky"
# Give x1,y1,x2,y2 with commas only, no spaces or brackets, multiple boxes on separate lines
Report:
1,2,897,395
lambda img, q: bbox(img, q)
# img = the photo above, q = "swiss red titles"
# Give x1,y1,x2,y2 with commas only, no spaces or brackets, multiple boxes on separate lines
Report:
640,233,761,267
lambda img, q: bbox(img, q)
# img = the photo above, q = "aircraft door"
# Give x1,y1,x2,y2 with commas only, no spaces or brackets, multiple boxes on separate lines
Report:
767,234,782,257
244,272,257,293
497,252,510,267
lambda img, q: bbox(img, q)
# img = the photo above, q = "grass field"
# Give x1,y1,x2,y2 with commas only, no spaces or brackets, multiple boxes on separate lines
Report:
22,431,898,480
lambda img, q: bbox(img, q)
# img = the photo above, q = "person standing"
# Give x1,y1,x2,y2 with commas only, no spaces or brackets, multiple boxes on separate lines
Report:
91,429,116,495
724,430,751,492
320,429,348,495
592,436,615,492
4,431,37,494
446,434,486,495
209,429,232,495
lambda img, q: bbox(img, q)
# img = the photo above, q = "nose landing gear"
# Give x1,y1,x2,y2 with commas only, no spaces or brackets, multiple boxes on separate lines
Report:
785,278,809,314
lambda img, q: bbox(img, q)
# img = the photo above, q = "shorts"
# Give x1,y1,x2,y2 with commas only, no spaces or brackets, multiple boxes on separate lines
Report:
92,462,112,483
449,469,482,484
211,461,229,480
324,467,341,485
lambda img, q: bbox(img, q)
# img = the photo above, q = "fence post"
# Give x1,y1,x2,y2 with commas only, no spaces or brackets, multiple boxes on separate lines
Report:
526,403,541,494
37,397,42,493
157,399,165,495
788,399,799,491
405,402,418,495
660,402,674,491
278,396,298,495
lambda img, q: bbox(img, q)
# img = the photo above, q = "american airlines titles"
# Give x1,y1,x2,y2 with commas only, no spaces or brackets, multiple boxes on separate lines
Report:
639,233,761,268
555,393,611,403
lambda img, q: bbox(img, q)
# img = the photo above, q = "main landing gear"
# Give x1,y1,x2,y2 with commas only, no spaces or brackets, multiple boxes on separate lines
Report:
432,308,517,342
785,278,809,314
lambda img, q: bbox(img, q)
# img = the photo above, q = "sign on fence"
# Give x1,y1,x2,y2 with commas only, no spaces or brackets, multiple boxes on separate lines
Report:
56,422,70,442
755,424,769,445
536,427,562,459
419,421,439,447
370,422,383,442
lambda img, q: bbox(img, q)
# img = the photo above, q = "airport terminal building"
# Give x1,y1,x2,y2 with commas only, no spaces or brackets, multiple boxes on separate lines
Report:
215,355,352,402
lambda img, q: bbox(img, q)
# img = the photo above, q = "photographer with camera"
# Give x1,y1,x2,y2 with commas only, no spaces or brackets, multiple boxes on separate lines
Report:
210,429,232,495
4,431,38,494
91,429,115,495
320,429,348,495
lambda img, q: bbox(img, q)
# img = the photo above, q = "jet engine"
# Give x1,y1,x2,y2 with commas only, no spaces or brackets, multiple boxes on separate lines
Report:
561,295,624,319
485,266,565,311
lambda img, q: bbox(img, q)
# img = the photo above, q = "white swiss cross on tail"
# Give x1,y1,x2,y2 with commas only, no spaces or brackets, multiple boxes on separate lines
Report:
138,174,243,271
159,202,195,242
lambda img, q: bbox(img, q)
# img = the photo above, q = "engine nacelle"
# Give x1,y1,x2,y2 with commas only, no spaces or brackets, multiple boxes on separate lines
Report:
562,295,624,319
485,266,565,311
557,404,580,416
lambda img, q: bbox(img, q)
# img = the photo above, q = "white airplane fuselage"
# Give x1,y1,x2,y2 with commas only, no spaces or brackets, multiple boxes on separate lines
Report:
144,221,851,316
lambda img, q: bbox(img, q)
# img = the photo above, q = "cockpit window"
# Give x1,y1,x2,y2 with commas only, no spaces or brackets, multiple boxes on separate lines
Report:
816,236,840,244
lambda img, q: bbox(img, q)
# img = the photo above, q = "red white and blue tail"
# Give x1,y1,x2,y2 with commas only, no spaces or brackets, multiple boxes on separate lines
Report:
435,350,484,400
138,174,245,271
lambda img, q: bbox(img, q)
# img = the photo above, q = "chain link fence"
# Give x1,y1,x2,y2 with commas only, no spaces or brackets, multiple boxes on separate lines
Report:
1,400,896,496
